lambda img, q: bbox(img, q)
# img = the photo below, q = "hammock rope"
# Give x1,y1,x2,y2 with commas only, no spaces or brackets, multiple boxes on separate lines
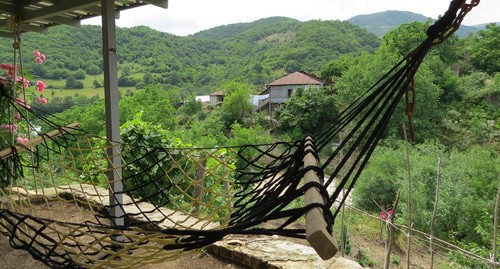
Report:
0,1,479,268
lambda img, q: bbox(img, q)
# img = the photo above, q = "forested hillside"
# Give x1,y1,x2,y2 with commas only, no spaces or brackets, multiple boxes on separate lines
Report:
0,17,379,95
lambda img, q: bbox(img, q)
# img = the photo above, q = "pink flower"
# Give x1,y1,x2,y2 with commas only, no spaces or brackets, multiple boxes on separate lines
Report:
14,113,21,120
16,76,30,89
36,96,48,105
15,97,31,109
0,63,17,77
33,50,46,64
17,137,29,143
380,209,394,221
1,124,18,133
36,80,46,92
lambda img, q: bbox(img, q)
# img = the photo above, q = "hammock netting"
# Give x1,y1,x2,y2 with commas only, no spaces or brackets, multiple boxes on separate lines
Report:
0,1,478,268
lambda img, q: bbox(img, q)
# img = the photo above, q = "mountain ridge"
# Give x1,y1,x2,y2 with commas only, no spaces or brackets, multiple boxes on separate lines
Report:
346,10,492,37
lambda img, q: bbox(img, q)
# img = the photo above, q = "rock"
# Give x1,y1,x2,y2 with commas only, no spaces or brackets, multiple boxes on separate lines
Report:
209,235,363,269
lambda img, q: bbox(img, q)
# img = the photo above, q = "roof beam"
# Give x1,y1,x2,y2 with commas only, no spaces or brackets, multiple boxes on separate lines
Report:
42,16,81,27
21,0,100,22
144,0,168,9
82,6,121,19
19,23,49,33
0,3,17,15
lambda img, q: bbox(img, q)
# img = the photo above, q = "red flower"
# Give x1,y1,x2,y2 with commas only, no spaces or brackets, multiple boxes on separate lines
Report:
33,50,46,64
36,80,46,92
1,124,18,133
17,136,29,143
16,77,30,89
36,96,48,105
0,63,17,77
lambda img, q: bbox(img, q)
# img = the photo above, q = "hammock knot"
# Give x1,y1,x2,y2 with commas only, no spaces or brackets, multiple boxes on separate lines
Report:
427,0,461,40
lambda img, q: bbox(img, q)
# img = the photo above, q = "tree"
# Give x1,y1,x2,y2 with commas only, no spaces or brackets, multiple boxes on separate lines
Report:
85,64,102,75
354,141,498,246
119,85,176,130
65,76,84,89
468,23,500,75
219,83,253,127
118,76,137,87
72,69,86,79
275,86,337,139
93,79,102,88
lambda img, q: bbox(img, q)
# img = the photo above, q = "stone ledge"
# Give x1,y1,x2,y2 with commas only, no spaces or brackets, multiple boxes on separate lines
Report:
208,235,364,269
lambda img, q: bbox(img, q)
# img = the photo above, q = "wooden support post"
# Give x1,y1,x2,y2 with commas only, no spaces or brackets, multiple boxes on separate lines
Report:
193,152,207,212
303,136,338,260
0,122,80,159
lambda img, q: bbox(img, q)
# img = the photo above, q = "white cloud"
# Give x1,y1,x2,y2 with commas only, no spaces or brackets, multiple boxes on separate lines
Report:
83,0,499,36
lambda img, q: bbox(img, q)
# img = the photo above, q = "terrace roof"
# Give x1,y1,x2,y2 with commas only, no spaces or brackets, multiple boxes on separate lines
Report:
0,0,168,37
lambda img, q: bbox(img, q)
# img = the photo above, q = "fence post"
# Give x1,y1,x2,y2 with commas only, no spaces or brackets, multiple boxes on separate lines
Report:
493,180,499,268
403,122,412,269
384,191,400,269
430,157,442,269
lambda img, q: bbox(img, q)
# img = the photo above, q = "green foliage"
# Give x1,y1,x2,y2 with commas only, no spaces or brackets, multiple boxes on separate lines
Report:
119,112,187,205
54,99,106,135
378,21,429,57
119,85,177,130
275,86,337,139
227,122,271,147
391,255,400,265
341,226,351,255
118,111,234,219
180,97,203,117
440,72,498,150
447,242,495,268
468,23,500,75
353,146,405,211
219,83,253,127
355,249,376,267
173,113,227,147
65,76,84,89
355,141,498,248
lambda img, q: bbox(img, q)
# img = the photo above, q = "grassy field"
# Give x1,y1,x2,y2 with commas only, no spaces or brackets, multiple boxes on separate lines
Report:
42,75,138,99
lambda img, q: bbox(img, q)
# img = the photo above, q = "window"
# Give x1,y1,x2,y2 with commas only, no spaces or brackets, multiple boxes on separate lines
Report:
287,89,293,97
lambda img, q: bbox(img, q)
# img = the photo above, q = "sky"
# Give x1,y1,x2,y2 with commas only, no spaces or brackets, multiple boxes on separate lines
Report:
83,0,499,36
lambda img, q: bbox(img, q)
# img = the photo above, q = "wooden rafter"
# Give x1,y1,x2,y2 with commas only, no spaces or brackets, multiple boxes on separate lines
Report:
0,0,168,36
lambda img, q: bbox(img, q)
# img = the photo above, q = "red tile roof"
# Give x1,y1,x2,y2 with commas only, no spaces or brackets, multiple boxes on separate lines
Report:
267,71,324,86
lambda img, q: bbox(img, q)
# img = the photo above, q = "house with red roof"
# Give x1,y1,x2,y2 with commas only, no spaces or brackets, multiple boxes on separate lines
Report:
255,71,326,115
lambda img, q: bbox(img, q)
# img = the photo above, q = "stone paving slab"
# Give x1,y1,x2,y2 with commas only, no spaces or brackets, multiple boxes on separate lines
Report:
209,235,364,269
4,184,218,230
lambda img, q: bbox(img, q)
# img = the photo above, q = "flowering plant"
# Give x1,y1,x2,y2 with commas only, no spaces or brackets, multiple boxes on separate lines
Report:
0,50,48,147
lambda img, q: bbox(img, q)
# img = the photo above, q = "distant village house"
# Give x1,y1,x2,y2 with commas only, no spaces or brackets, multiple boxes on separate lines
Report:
209,90,225,106
255,71,325,115
195,71,326,114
